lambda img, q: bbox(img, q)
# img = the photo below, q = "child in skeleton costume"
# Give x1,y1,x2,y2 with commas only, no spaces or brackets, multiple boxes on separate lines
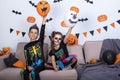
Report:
46,26,78,71
21,16,46,80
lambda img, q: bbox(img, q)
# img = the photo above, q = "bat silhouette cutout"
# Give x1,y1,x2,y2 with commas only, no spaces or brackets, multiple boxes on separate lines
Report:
118,10,120,13
53,0,63,3
12,10,22,15
78,18,88,22
46,18,53,22
29,1,36,7
84,0,93,4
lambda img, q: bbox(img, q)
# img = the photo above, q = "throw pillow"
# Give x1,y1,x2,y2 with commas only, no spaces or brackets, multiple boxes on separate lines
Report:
13,59,26,68
4,53,19,67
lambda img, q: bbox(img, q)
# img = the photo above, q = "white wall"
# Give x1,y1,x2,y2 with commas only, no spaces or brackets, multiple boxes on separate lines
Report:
0,0,120,52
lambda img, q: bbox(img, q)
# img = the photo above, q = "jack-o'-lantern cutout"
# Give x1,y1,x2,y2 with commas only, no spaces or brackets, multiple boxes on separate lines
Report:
27,16,36,23
61,6,79,27
36,0,50,17
97,14,108,22
67,34,78,45
114,53,120,64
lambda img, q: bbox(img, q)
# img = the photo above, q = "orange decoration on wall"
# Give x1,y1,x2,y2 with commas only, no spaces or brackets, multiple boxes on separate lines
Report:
67,34,78,45
27,16,36,23
97,28,101,33
61,21,67,27
97,14,108,22
83,32,87,37
110,22,115,28
36,0,50,17
16,30,20,35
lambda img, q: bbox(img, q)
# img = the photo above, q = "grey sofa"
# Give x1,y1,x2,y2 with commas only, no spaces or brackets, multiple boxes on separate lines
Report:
0,42,85,80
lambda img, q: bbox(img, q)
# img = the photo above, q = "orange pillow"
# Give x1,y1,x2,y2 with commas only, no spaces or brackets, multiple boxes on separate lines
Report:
13,60,26,69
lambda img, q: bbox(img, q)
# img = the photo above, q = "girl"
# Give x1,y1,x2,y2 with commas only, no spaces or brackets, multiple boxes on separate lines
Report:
48,27,78,71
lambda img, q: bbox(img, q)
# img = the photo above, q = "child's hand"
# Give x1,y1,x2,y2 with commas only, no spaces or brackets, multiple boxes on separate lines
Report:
54,67,59,71
27,66,34,71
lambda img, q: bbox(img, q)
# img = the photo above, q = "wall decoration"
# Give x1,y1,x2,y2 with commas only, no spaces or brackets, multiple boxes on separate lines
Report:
118,10,120,13
22,32,26,37
110,22,115,28
10,28,14,33
103,26,108,31
28,1,36,7
84,0,93,4
46,18,53,22
12,10,22,15
36,0,50,17
89,30,94,36
97,14,108,22
78,18,88,22
61,6,79,27
83,32,87,37
27,16,36,23
96,28,101,33
117,19,120,24
10,28,26,37
16,30,20,36
53,0,63,3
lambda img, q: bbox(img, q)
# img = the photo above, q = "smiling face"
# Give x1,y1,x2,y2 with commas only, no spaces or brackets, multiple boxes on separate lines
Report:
64,11,78,27
28,29,38,42
36,0,50,17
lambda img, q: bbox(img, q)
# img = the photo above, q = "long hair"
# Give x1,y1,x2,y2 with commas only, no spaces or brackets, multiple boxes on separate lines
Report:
51,31,62,53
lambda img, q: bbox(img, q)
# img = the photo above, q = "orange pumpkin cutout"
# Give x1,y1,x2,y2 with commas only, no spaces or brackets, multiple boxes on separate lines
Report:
97,14,108,22
67,34,78,45
27,16,36,23
114,53,120,64
36,0,50,17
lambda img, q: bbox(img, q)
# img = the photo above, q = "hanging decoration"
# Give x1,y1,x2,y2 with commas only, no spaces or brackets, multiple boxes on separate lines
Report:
27,16,36,23
28,1,36,7
97,14,108,22
84,0,93,4
12,10,22,15
36,0,50,17
61,6,79,27
53,0,63,3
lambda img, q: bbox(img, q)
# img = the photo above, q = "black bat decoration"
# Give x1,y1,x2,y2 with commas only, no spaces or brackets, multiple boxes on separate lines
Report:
84,0,93,4
46,18,53,22
29,1,36,7
12,10,22,15
53,0,63,3
118,10,120,13
78,18,88,22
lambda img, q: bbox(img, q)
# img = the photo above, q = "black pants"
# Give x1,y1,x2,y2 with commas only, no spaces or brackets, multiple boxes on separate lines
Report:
23,65,44,80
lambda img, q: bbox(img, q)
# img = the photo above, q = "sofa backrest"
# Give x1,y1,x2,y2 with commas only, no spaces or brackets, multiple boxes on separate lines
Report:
67,44,85,64
15,42,85,64
83,41,103,63
15,42,48,62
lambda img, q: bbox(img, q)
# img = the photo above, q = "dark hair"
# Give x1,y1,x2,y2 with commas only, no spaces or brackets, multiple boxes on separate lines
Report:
51,31,62,53
29,24,39,33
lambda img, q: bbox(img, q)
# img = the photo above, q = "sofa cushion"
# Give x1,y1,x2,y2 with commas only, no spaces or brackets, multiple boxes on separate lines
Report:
0,68,21,80
13,59,26,68
40,69,77,80
67,44,85,64
4,53,19,67
83,41,103,63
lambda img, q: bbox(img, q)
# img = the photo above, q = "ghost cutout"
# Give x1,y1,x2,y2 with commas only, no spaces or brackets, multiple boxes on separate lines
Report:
61,6,79,27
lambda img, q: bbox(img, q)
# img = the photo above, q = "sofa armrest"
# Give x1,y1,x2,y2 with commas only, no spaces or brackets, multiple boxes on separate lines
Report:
0,55,8,71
